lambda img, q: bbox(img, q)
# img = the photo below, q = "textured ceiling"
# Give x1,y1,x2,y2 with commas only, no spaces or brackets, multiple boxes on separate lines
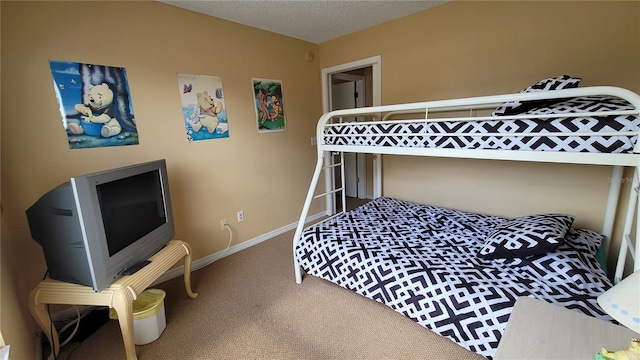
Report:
158,1,447,44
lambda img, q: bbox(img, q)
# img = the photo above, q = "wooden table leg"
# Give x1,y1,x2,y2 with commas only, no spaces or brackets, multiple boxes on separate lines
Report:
181,242,198,299
112,286,138,360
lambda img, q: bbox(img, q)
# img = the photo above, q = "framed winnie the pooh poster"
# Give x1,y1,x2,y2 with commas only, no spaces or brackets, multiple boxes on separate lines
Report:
252,78,286,133
49,60,139,149
177,73,229,142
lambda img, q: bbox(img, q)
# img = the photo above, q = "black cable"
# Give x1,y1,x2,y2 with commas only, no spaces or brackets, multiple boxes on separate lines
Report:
63,342,81,360
36,332,46,360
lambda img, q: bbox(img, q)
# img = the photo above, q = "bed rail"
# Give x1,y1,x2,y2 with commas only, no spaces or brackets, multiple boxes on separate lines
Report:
293,86,640,284
319,86,640,164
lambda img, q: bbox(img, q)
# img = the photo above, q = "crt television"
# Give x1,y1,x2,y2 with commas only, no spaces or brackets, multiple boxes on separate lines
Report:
26,159,175,292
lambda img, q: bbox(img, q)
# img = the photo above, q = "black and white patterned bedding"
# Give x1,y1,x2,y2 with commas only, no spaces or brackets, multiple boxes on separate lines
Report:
325,96,639,153
295,197,613,358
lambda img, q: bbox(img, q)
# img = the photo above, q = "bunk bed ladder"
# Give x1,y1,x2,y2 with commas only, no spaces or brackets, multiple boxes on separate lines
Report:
323,152,347,216
613,166,640,284
292,148,347,284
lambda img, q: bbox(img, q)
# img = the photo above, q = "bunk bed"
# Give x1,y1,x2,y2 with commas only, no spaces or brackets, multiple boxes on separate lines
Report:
292,76,640,359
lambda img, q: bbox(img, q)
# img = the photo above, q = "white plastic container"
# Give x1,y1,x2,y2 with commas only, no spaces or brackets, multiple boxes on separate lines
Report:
110,289,167,345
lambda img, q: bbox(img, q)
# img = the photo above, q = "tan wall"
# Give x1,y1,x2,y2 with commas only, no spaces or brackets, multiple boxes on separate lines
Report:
319,1,639,262
3,0,640,358
1,1,322,358
321,1,640,100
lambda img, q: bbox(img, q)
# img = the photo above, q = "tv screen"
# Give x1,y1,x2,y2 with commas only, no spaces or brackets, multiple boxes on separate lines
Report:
26,159,175,291
97,170,166,256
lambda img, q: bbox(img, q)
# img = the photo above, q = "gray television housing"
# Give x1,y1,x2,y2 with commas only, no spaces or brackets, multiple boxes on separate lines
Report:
26,159,175,292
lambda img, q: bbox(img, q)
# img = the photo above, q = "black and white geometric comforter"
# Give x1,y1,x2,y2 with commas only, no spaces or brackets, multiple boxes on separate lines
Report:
325,96,639,153
295,197,613,359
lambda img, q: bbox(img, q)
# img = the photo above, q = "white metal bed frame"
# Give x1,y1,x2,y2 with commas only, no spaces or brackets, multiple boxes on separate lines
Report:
293,86,640,285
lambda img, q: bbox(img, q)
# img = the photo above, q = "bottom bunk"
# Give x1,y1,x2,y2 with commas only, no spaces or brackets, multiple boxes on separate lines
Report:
294,197,613,359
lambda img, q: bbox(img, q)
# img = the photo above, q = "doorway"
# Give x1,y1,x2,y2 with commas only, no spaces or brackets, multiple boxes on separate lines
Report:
331,74,366,199
321,56,382,215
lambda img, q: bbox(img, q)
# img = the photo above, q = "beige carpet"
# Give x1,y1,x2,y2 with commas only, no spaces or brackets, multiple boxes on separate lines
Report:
57,223,484,359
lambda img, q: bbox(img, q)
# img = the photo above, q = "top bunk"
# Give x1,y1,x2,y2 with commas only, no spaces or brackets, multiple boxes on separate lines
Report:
317,83,640,168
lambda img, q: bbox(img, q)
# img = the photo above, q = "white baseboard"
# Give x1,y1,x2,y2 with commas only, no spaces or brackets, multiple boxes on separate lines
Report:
153,211,325,285
49,211,325,323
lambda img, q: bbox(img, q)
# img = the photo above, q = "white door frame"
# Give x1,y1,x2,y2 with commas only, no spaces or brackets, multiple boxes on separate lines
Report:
321,55,382,214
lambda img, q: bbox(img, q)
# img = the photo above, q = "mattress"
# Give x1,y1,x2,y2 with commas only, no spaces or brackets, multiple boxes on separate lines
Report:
294,197,613,358
324,96,640,153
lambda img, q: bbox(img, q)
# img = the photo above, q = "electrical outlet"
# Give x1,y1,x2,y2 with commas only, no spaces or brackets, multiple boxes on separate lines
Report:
220,219,228,230
237,211,244,222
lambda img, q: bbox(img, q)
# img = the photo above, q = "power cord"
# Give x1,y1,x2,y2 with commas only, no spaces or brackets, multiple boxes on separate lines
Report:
42,270,58,360
46,304,57,360
216,223,233,260
41,270,81,358
57,307,81,348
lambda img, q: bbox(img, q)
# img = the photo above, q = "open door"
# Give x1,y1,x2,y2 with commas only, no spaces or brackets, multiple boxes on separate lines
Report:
331,75,366,199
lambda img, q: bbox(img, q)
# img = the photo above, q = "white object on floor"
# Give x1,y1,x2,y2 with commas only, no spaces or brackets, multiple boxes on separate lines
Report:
134,303,166,345
495,296,640,359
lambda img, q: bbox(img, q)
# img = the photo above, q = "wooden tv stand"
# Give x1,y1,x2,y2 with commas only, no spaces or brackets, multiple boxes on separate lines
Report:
28,240,198,360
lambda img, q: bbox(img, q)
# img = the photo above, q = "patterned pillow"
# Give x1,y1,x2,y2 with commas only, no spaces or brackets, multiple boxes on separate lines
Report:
557,228,607,272
478,213,575,259
559,228,603,258
492,75,582,116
